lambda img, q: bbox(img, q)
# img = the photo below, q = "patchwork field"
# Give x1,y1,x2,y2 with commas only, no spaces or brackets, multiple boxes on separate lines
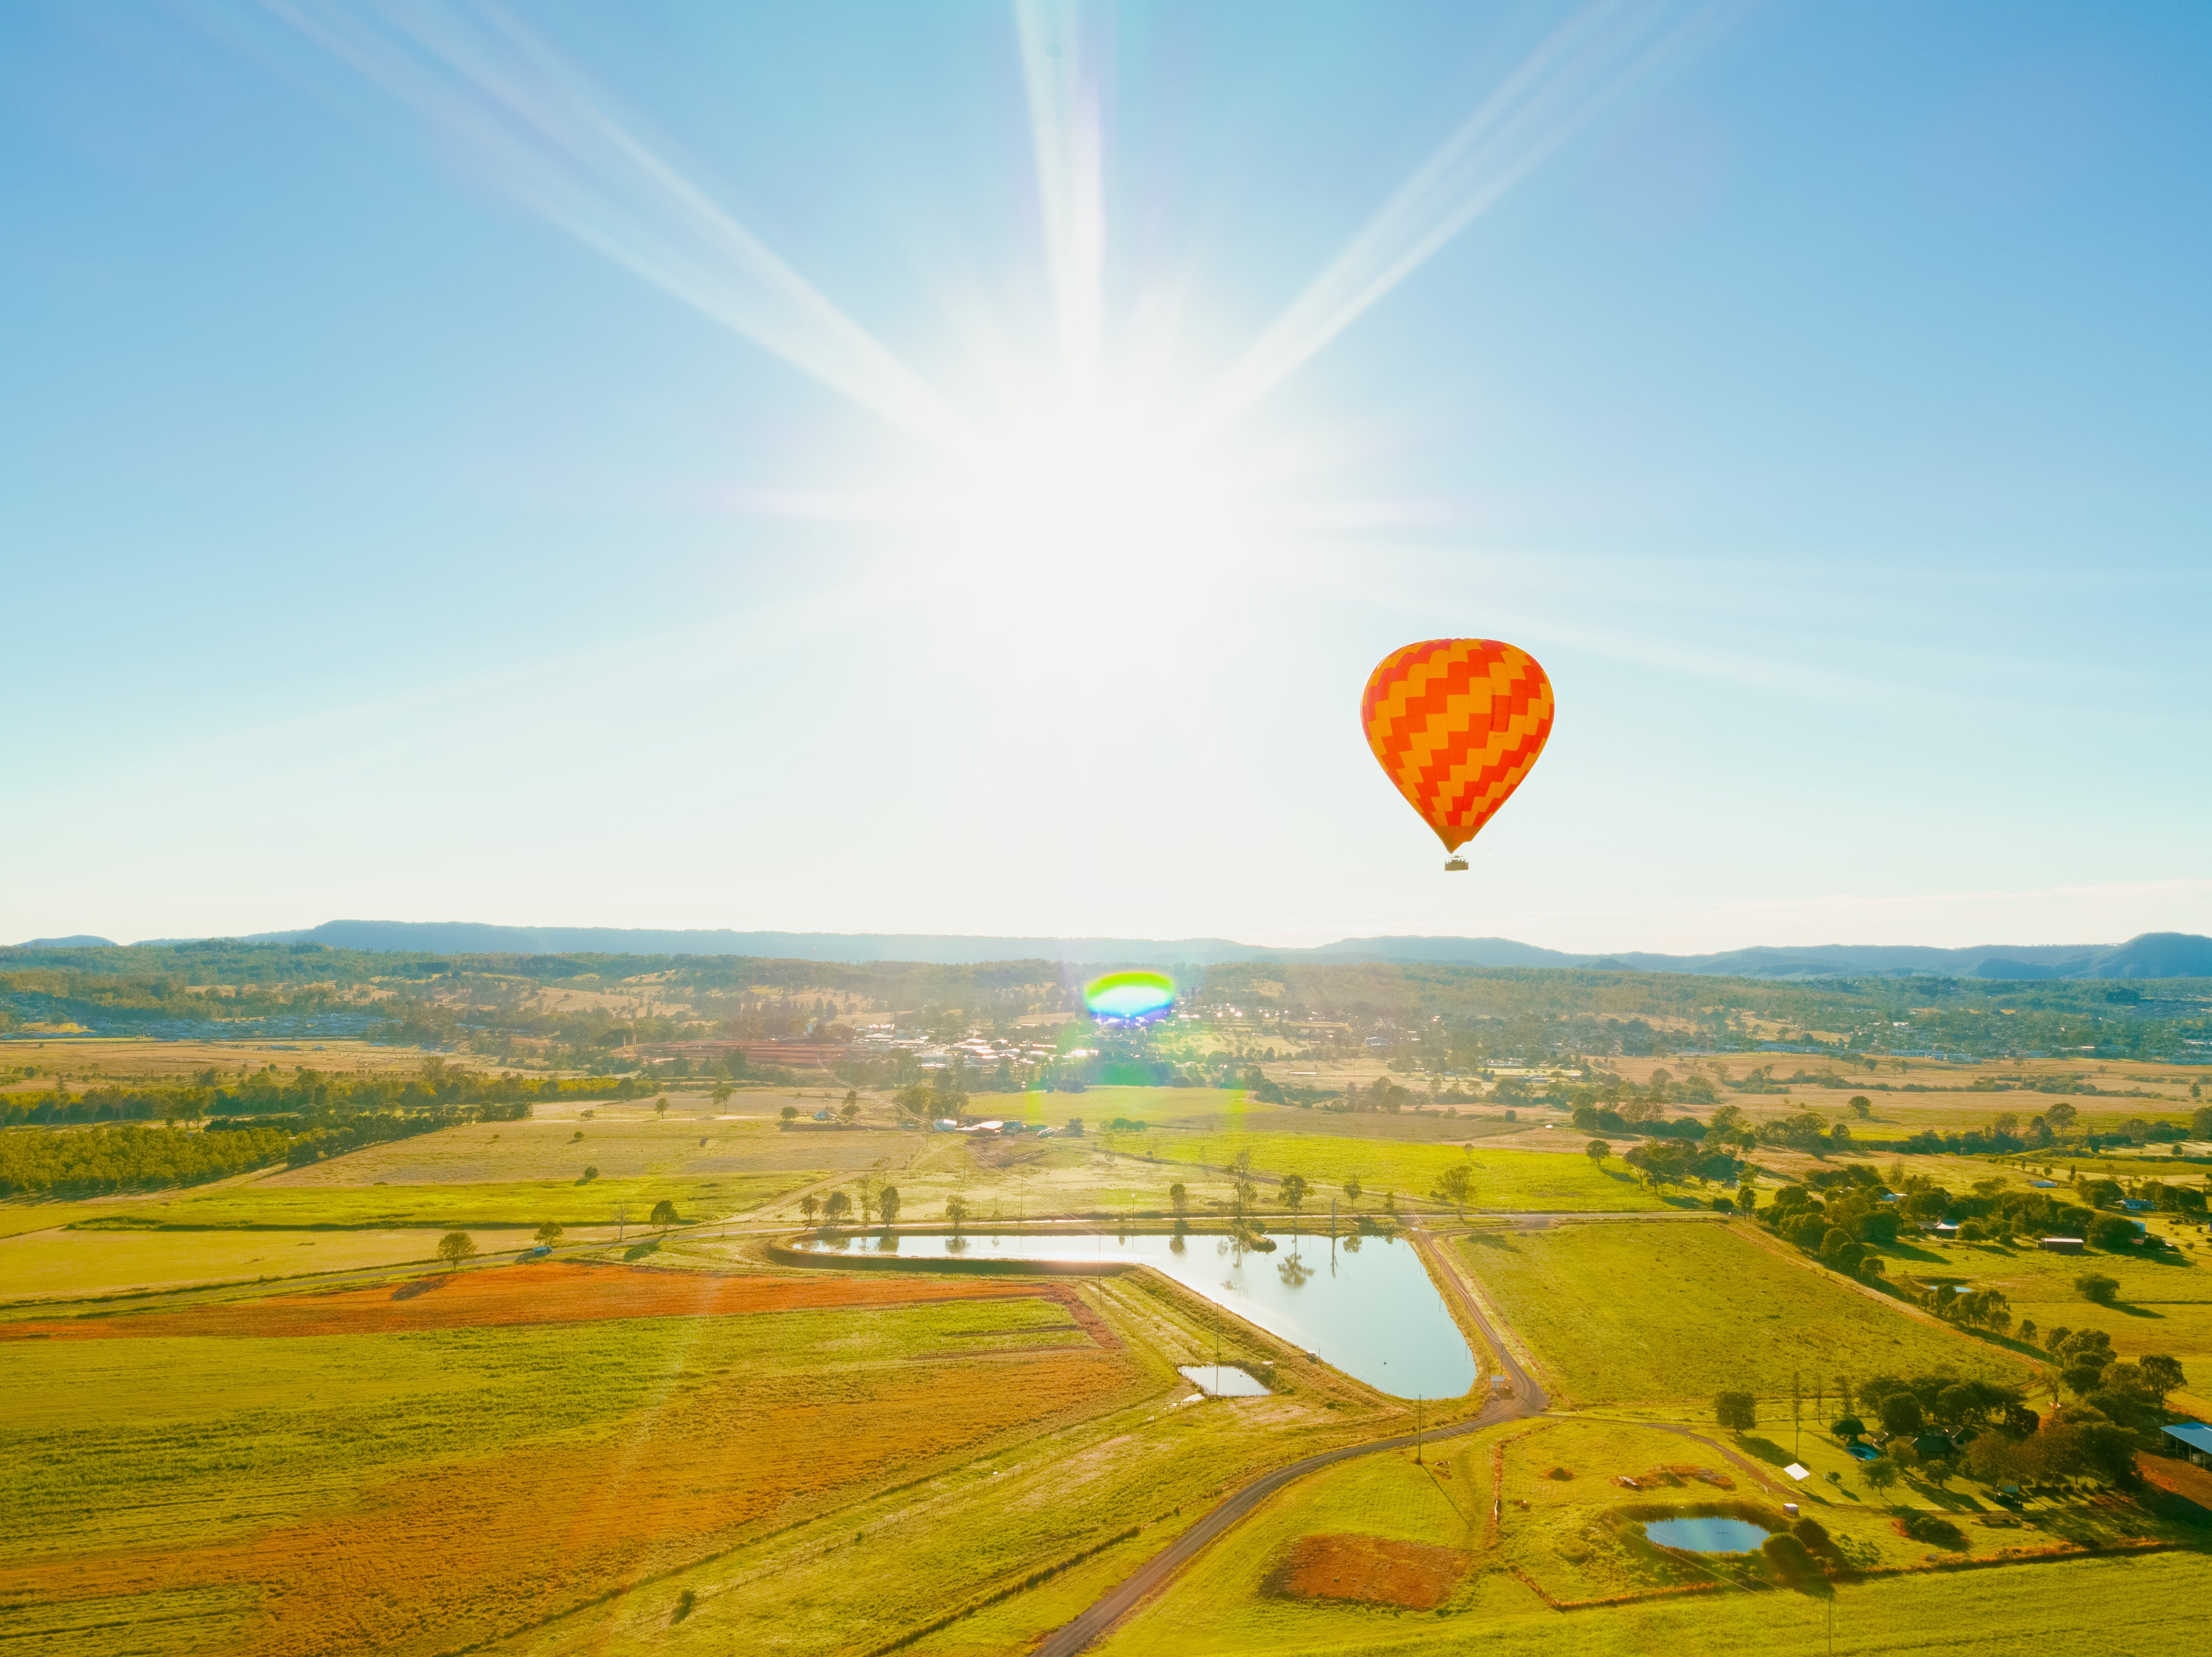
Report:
0,1265,1157,1657
1455,1221,2029,1407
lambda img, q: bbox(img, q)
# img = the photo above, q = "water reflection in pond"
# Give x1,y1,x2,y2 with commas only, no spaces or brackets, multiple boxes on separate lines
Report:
788,1229,1474,1398
1178,1363,1270,1396
1644,1517,1772,1554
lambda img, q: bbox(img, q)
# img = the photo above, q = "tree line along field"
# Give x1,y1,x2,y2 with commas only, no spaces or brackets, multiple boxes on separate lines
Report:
1454,1222,2034,1409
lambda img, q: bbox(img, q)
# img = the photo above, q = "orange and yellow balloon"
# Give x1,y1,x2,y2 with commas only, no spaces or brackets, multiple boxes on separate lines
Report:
1361,638,1554,865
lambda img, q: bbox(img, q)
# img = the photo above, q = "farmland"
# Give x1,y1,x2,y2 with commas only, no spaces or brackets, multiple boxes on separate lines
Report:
1883,1236,2212,1408
1,943,2209,1657
1103,1128,1669,1213
1089,1415,2209,1657
1455,1222,2032,1408
0,1268,1168,1657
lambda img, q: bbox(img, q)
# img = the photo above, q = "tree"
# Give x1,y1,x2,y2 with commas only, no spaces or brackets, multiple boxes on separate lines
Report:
1879,1393,1924,1436
878,1184,900,1228
800,1193,820,1225
535,1222,563,1247
1585,1138,1611,1165
841,1098,860,1122
2074,1273,2121,1306
1343,1175,1363,1208
2139,1354,2186,1405
1434,1163,1475,1215
2091,1214,2142,1251
781,1105,799,1122
711,1083,733,1108
945,1195,970,1234
655,1097,668,1117
1863,1458,1901,1495
1848,1096,1872,1120
1280,1173,1309,1219
1831,1415,1865,1441
1715,1391,1757,1432
436,1231,477,1270
2044,1101,2079,1131
823,1190,852,1226
1169,1182,1187,1215
650,1199,678,1226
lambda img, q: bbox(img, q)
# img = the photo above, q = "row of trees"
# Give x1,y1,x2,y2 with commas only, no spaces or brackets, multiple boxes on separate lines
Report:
0,1061,620,1127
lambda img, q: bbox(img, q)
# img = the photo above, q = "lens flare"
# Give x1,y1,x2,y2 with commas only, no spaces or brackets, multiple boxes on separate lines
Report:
1083,969,1176,1024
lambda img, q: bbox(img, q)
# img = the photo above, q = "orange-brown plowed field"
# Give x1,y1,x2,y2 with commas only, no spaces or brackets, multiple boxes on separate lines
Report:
1270,1532,1470,1610
0,1263,1061,1341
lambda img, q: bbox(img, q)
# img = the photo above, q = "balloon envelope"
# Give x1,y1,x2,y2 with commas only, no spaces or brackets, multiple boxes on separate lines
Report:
1361,639,1554,854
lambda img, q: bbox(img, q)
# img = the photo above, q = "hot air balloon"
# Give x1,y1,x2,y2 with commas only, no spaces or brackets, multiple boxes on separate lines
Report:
1362,639,1554,871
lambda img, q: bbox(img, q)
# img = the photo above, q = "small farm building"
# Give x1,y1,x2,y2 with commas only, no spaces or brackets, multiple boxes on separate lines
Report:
2039,1237,2085,1254
2161,1423,2212,1466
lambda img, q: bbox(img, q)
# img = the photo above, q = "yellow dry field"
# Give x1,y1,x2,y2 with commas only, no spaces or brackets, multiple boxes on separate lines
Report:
1598,1054,2205,1129
258,1114,914,1187
0,1038,509,1091
0,1226,478,1301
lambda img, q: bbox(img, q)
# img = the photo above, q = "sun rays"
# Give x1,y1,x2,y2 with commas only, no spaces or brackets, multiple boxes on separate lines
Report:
257,0,1737,515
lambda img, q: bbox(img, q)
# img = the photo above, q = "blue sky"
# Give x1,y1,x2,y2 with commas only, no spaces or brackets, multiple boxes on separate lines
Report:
3,1,2208,952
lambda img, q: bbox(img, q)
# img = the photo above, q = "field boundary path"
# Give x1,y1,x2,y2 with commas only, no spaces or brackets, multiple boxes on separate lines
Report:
1031,1221,1549,1657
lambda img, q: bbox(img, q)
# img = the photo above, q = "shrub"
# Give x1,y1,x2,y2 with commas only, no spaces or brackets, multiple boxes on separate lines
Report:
2074,1273,2121,1306
1714,1390,1757,1432
1892,1511,1966,1550
1761,1532,1822,1585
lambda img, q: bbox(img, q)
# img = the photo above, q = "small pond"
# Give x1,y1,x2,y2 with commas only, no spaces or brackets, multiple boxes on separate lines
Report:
787,1229,1474,1398
1644,1516,1772,1554
1178,1363,1270,1396
1846,1442,1881,1462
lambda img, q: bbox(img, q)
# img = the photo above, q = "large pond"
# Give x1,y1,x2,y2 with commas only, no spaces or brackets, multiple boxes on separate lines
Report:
1644,1517,1772,1554
788,1229,1475,1399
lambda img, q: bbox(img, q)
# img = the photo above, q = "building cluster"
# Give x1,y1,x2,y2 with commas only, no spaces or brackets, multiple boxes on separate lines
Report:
851,1026,1068,1073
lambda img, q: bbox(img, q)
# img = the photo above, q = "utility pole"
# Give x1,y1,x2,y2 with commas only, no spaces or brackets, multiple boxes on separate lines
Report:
1415,1395,1425,1465
1792,1369,1803,1457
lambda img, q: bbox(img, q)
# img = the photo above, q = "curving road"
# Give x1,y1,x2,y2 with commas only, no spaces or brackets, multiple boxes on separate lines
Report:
1031,1224,1547,1657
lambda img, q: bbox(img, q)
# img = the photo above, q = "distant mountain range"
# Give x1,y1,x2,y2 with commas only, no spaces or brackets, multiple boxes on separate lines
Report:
30,919,2211,980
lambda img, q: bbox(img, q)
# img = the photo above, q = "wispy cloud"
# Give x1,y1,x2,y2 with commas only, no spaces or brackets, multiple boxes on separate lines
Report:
259,0,985,457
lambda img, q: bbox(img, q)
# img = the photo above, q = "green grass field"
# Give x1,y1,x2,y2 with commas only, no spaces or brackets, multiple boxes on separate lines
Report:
1884,1235,2212,1405
1126,1131,1670,1213
0,1225,462,1301
64,1172,803,1231
1457,1222,2031,1406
